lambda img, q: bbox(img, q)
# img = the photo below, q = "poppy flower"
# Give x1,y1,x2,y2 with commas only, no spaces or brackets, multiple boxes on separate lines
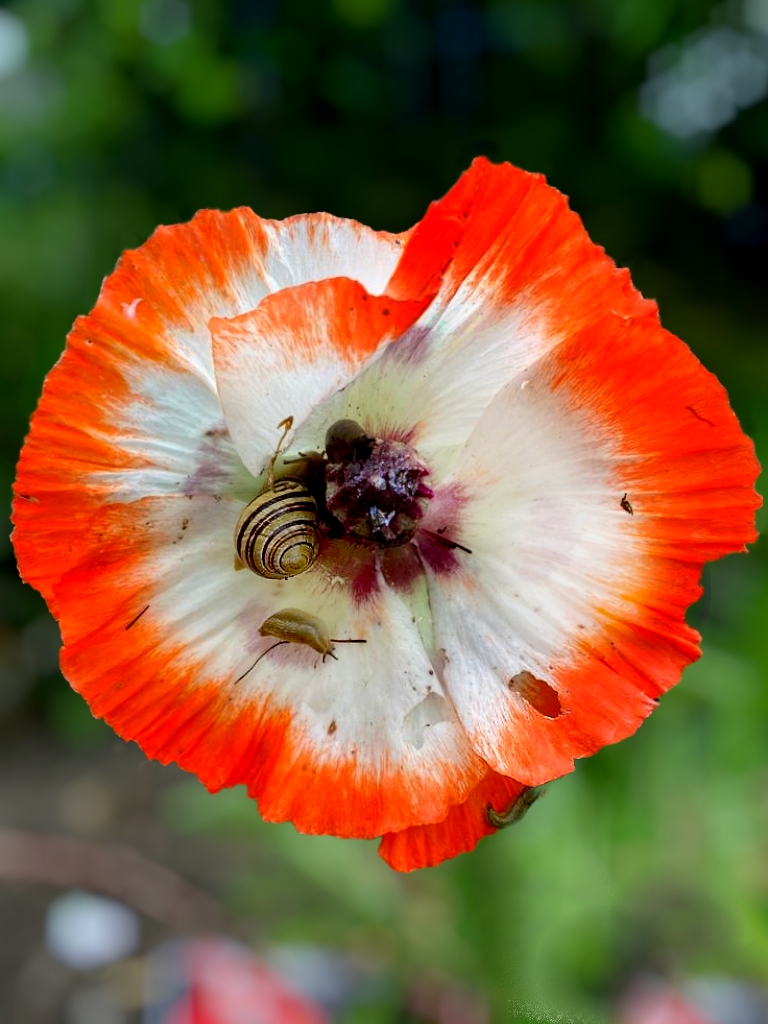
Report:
12,159,760,871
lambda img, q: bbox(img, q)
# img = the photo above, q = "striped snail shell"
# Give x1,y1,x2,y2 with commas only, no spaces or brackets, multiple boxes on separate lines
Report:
235,477,320,580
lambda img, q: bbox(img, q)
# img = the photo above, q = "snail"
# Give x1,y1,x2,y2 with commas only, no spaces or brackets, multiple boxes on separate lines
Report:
486,786,545,830
234,416,371,580
234,607,366,682
259,607,366,660
234,417,323,580
324,418,373,464
234,476,321,579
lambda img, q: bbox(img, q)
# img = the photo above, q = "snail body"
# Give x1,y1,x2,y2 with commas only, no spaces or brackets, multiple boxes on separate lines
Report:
259,607,338,658
235,607,365,683
325,418,373,464
486,787,544,830
257,607,366,665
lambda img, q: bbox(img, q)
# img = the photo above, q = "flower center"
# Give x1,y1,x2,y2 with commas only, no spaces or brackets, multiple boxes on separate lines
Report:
325,435,433,548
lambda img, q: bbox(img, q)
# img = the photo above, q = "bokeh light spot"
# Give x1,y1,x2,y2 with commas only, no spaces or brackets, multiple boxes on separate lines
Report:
332,0,395,30
139,0,191,46
695,149,753,215
485,1,566,53
744,0,768,36
640,27,768,140
0,10,30,79
45,891,140,971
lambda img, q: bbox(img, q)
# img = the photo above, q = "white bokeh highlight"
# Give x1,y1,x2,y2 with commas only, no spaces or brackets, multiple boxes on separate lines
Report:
640,26,768,140
0,10,29,78
45,890,140,972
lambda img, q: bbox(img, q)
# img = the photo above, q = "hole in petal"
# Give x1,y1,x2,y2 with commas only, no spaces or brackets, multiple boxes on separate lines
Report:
508,671,562,719
403,691,451,749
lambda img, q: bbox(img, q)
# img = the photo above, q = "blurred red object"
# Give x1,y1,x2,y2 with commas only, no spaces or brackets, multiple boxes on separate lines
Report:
618,980,714,1024
406,975,488,1024
146,938,329,1024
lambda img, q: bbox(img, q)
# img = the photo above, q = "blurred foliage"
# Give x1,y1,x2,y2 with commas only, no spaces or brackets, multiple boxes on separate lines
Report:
0,0,766,1020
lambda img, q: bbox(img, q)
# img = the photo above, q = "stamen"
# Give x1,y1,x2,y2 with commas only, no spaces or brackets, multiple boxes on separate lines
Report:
423,529,472,555
325,437,432,547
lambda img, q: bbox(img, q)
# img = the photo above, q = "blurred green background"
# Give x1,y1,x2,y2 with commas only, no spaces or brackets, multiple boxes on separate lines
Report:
0,0,766,1020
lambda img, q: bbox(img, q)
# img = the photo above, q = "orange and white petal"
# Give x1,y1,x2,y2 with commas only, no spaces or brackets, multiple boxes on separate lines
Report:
51,495,486,839
422,291,760,786
378,770,526,872
259,214,410,295
294,159,658,484
211,278,429,476
12,210,406,611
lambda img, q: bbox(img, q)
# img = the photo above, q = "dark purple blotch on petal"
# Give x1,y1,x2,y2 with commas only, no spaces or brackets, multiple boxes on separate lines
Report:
415,531,463,574
351,558,379,604
381,542,424,592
